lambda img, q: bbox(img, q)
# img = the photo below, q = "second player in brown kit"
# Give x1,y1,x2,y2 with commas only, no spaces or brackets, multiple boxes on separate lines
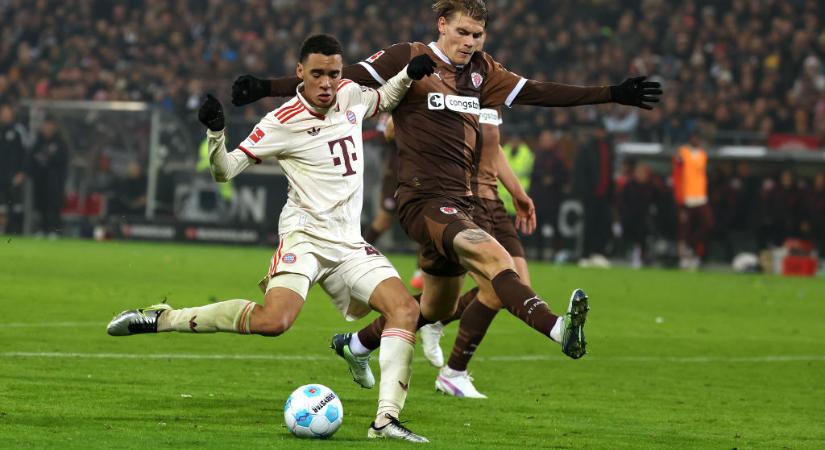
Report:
351,105,541,398
232,0,662,372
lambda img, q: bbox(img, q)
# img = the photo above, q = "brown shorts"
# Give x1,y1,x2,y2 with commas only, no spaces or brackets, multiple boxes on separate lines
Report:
397,195,478,277
475,197,525,259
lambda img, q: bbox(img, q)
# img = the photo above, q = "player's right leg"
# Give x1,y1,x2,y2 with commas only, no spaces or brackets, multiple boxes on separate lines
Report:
452,229,589,359
106,278,306,337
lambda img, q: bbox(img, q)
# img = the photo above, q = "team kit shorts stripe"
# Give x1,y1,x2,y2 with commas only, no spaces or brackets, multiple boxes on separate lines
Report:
259,230,399,321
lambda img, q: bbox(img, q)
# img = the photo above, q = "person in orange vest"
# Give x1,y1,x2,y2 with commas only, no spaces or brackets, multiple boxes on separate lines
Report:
672,131,714,269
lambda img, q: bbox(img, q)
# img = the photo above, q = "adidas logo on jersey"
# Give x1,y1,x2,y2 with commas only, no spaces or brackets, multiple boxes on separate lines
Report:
307,126,321,136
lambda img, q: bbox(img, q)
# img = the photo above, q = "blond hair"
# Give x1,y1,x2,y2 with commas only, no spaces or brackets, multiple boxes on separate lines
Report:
431,0,488,24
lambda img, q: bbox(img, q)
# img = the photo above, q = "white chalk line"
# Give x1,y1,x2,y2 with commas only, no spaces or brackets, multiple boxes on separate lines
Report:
1,351,824,364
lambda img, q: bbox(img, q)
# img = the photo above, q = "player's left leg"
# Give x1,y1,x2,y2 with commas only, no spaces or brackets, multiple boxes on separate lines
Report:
452,229,589,359
324,252,428,442
426,211,534,369
363,278,428,442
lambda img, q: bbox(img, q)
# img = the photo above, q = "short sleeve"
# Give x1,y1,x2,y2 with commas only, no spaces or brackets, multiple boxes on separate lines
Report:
355,43,412,86
479,54,527,108
236,117,287,162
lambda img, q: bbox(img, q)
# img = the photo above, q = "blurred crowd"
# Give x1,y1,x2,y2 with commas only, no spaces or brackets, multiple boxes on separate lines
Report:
2,0,825,142
1,0,824,266
514,130,825,267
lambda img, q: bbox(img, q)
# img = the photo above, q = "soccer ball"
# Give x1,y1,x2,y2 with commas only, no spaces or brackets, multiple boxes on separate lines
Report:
283,384,343,439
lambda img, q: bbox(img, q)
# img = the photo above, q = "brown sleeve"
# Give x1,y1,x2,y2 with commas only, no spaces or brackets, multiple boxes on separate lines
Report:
479,52,612,108
479,54,524,108
514,81,611,107
269,76,301,97
354,43,413,86
267,65,378,96
268,43,413,96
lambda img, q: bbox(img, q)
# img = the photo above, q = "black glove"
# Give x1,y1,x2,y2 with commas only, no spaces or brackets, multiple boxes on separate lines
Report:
406,55,437,80
198,94,225,131
232,74,271,106
610,76,662,110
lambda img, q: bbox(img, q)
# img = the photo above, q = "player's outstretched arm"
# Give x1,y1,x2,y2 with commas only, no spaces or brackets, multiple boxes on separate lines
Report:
375,55,437,112
513,77,662,109
198,94,253,182
232,63,391,106
232,44,414,106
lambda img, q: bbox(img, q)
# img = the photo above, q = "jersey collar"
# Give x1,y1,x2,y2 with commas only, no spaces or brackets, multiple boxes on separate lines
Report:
428,42,465,70
295,82,329,120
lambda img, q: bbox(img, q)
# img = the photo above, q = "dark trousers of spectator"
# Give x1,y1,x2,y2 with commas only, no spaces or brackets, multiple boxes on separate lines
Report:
33,176,65,234
678,204,714,258
582,197,611,257
0,184,25,234
623,217,648,254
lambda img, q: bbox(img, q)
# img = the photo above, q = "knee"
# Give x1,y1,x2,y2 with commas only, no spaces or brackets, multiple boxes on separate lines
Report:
253,312,294,337
478,250,514,280
385,297,420,329
478,289,503,310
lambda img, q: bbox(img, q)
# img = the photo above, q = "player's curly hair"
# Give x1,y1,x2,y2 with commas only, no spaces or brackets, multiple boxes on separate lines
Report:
432,0,488,24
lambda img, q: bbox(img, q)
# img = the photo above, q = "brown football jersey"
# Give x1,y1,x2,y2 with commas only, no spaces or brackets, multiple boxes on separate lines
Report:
269,41,611,200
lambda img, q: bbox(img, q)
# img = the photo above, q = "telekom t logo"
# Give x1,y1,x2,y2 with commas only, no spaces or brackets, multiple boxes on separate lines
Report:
328,136,357,177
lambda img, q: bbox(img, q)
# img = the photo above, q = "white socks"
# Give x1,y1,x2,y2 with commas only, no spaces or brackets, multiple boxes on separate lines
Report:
348,333,371,356
157,299,256,334
549,316,564,343
376,328,415,424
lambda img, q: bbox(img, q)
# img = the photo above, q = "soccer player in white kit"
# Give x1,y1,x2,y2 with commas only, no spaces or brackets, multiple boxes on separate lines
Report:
107,34,436,443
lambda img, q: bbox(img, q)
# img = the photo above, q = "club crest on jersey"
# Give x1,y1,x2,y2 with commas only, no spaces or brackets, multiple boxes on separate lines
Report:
440,206,458,215
471,72,483,89
307,126,321,136
249,127,265,144
282,253,297,264
346,110,357,124
366,50,385,63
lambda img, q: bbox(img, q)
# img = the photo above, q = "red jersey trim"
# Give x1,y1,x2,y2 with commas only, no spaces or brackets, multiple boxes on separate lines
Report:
237,145,262,164
304,107,325,120
280,105,307,123
269,240,285,276
336,79,353,91
274,100,301,119
371,90,381,117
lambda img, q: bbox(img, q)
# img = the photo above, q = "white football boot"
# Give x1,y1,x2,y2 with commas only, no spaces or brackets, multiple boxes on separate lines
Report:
418,322,445,367
435,366,487,399
368,414,429,443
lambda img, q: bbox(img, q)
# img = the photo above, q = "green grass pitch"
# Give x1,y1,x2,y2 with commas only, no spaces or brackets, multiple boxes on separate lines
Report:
1,238,824,449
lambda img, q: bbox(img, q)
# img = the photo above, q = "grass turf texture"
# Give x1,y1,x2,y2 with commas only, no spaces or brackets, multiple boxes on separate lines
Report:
1,237,824,449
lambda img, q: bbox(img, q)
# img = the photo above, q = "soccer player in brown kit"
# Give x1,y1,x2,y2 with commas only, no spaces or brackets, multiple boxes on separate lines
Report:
232,0,661,392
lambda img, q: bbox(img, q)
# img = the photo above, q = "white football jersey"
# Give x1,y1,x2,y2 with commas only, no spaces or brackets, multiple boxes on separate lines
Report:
236,80,382,242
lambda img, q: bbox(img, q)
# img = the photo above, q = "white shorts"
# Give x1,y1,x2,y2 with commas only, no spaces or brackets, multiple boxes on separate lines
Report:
258,231,400,321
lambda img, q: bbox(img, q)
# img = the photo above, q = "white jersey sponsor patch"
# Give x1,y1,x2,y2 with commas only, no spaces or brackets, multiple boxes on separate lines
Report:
445,95,480,115
479,108,502,126
427,93,481,115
